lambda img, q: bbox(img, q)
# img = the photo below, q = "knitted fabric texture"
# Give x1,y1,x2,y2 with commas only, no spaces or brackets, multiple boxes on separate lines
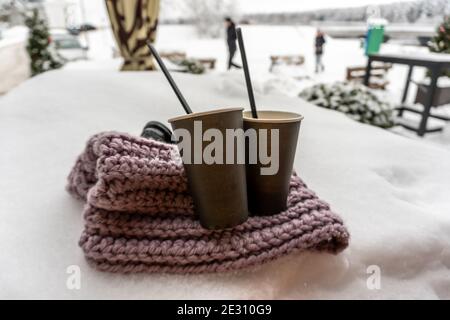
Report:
67,132,350,274
67,132,193,215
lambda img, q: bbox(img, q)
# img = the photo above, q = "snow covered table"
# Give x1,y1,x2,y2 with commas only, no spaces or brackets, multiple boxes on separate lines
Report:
365,52,450,136
1,69,450,299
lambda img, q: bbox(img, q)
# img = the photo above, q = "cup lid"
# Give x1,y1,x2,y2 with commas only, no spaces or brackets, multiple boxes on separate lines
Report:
168,107,244,123
243,110,304,123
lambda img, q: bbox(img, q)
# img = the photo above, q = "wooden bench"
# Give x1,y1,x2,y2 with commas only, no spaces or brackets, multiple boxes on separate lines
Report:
196,58,216,70
160,51,187,61
269,55,305,72
346,63,392,90
160,52,216,70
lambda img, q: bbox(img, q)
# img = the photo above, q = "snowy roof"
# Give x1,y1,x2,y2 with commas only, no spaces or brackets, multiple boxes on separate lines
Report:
371,52,450,64
367,18,388,26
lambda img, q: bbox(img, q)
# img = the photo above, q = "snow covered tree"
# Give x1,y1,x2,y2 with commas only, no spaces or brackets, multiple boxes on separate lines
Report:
25,9,63,76
429,15,450,77
178,58,205,74
300,82,394,129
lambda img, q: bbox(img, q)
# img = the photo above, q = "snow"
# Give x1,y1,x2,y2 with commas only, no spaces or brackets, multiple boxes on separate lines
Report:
0,26,29,95
146,25,450,150
69,25,393,91
6,23,444,110
1,65,450,299
0,26,27,49
1,22,450,299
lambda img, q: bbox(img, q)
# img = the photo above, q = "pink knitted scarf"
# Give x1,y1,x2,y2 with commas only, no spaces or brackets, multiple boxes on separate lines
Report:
67,132,349,274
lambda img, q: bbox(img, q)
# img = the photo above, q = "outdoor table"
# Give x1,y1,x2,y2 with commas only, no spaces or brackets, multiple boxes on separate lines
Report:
364,52,450,136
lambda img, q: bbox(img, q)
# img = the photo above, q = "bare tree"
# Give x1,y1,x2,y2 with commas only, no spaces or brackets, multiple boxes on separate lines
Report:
0,0,44,26
189,0,238,38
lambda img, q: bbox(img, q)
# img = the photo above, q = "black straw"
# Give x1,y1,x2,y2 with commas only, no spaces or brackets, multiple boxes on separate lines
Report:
236,28,258,119
146,41,193,114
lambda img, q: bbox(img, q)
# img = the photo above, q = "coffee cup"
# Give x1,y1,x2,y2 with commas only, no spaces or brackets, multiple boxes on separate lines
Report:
169,108,249,230
243,110,303,216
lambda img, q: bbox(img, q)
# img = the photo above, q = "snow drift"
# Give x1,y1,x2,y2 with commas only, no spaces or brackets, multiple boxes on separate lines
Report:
0,69,449,299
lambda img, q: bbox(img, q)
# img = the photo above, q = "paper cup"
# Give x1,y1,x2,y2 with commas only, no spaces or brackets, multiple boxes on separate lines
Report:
169,108,249,230
243,110,303,216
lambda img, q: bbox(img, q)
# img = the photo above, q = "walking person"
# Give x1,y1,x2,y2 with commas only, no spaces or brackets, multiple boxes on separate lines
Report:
315,29,326,73
224,17,241,70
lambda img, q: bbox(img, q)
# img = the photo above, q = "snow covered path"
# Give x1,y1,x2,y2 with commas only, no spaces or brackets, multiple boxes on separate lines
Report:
0,69,449,299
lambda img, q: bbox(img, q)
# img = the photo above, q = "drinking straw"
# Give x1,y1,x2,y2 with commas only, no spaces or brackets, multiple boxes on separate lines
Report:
146,41,193,114
236,28,258,119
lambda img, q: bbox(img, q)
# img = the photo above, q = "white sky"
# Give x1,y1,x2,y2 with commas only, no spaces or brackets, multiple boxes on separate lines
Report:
238,0,416,14
157,0,420,20
43,0,422,24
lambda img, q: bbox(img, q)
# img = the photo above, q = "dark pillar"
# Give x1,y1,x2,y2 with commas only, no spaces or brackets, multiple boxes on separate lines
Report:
418,67,439,137
398,65,414,117
363,56,372,87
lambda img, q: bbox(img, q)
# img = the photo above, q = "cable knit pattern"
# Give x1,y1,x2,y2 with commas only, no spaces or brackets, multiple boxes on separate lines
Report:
68,132,350,274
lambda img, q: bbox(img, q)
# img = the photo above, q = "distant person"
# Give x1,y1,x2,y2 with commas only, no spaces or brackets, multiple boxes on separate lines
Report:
315,29,326,73
224,17,241,70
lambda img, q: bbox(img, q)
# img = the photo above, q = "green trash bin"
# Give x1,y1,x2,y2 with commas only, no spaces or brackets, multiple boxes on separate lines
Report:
365,19,387,56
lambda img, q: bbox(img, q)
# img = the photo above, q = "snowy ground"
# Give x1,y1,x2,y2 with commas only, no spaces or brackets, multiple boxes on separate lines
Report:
0,26,27,49
1,23,449,148
1,23,450,299
63,25,450,150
